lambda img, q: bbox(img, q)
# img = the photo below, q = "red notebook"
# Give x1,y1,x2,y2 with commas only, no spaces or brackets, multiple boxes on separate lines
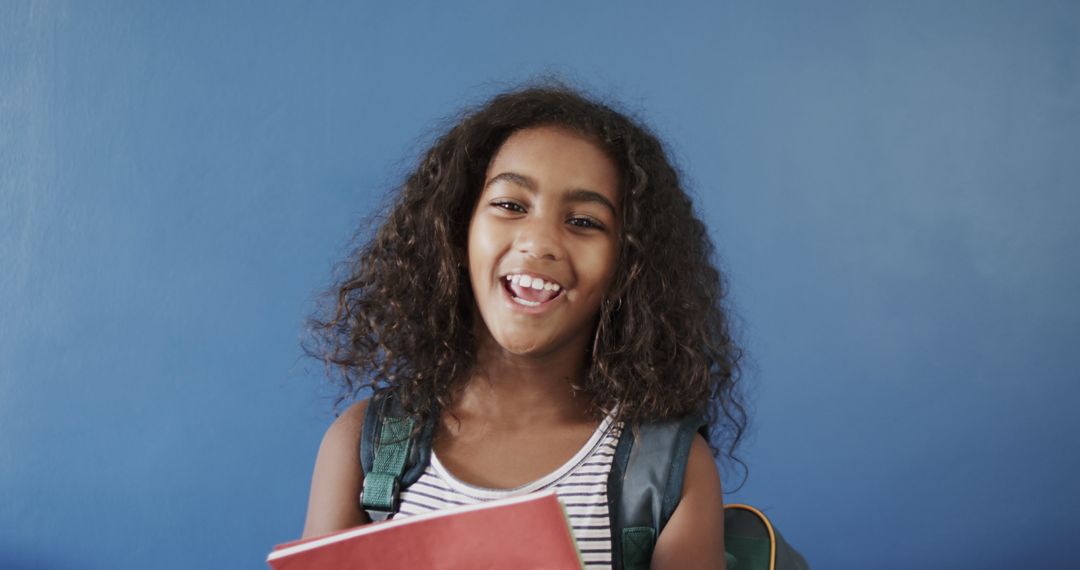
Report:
267,490,584,569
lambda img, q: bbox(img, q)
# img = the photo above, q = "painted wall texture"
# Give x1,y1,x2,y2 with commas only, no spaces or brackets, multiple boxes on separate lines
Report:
2,1,1078,568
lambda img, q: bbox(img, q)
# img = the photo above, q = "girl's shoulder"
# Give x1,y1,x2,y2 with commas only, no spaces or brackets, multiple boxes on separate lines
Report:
324,397,371,444
319,398,370,454
301,398,371,538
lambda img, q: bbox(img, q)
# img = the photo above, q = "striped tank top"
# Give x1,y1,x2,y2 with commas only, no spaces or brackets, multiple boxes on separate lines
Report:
387,413,623,569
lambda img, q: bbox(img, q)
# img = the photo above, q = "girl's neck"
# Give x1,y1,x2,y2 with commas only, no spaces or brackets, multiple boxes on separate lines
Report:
455,332,594,427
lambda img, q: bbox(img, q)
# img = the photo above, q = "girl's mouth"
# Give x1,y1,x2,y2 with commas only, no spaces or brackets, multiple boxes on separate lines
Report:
501,277,565,312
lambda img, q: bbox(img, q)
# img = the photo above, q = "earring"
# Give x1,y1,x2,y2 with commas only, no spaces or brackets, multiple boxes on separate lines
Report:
604,297,623,313
591,319,603,357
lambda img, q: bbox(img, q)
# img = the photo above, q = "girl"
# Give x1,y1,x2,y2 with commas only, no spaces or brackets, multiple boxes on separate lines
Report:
301,83,746,569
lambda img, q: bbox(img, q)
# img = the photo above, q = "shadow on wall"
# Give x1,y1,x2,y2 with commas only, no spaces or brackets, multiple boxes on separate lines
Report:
0,545,66,570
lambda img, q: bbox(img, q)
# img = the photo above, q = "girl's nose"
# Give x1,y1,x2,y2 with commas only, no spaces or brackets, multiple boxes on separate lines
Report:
514,218,564,261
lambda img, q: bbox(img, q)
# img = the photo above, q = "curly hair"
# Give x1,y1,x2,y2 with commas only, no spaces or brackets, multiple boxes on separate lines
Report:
305,81,748,473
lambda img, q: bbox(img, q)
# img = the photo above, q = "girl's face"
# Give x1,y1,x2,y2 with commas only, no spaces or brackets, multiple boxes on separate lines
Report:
466,125,621,359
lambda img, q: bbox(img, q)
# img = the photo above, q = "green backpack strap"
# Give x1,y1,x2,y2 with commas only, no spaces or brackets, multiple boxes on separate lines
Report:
358,389,435,521
607,414,707,570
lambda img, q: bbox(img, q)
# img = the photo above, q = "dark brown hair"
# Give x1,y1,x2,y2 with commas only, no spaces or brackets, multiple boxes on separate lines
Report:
305,80,748,473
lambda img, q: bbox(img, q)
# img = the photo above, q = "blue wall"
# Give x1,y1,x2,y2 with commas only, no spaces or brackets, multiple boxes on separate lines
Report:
2,1,1077,568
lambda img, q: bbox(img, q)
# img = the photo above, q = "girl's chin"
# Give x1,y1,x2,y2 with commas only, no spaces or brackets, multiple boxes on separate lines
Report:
495,337,549,355
488,329,566,357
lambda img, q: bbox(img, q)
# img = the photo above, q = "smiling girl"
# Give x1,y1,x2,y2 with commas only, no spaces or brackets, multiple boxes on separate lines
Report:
301,83,746,569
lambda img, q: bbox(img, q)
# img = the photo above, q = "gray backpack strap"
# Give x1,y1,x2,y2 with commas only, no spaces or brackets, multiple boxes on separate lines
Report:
607,415,708,570
358,390,436,521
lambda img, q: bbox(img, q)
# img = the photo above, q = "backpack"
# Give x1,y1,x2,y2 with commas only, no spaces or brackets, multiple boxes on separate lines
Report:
358,390,810,569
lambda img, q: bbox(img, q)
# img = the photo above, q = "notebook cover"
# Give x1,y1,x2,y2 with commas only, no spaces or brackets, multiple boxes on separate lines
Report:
267,490,583,569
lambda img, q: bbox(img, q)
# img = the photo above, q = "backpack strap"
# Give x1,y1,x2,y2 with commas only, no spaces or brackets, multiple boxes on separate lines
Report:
607,414,708,570
358,389,436,521
725,503,813,570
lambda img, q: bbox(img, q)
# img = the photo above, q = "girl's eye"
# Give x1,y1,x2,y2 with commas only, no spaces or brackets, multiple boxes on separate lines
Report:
569,217,605,231
491,200,525,213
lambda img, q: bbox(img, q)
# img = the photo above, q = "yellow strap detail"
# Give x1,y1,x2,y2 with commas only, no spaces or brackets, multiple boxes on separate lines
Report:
725,503,777,570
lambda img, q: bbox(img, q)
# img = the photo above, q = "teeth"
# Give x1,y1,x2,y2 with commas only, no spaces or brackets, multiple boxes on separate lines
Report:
503,274,562,292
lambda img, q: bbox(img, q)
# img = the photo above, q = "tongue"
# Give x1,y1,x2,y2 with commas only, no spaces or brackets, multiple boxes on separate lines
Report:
510,281,559,303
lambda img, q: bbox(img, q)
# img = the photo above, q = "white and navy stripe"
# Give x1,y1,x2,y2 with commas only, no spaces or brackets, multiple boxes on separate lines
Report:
387,414,623,569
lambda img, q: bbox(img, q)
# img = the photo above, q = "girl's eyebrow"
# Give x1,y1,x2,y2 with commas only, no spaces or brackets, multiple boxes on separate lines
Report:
486,171,617,216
